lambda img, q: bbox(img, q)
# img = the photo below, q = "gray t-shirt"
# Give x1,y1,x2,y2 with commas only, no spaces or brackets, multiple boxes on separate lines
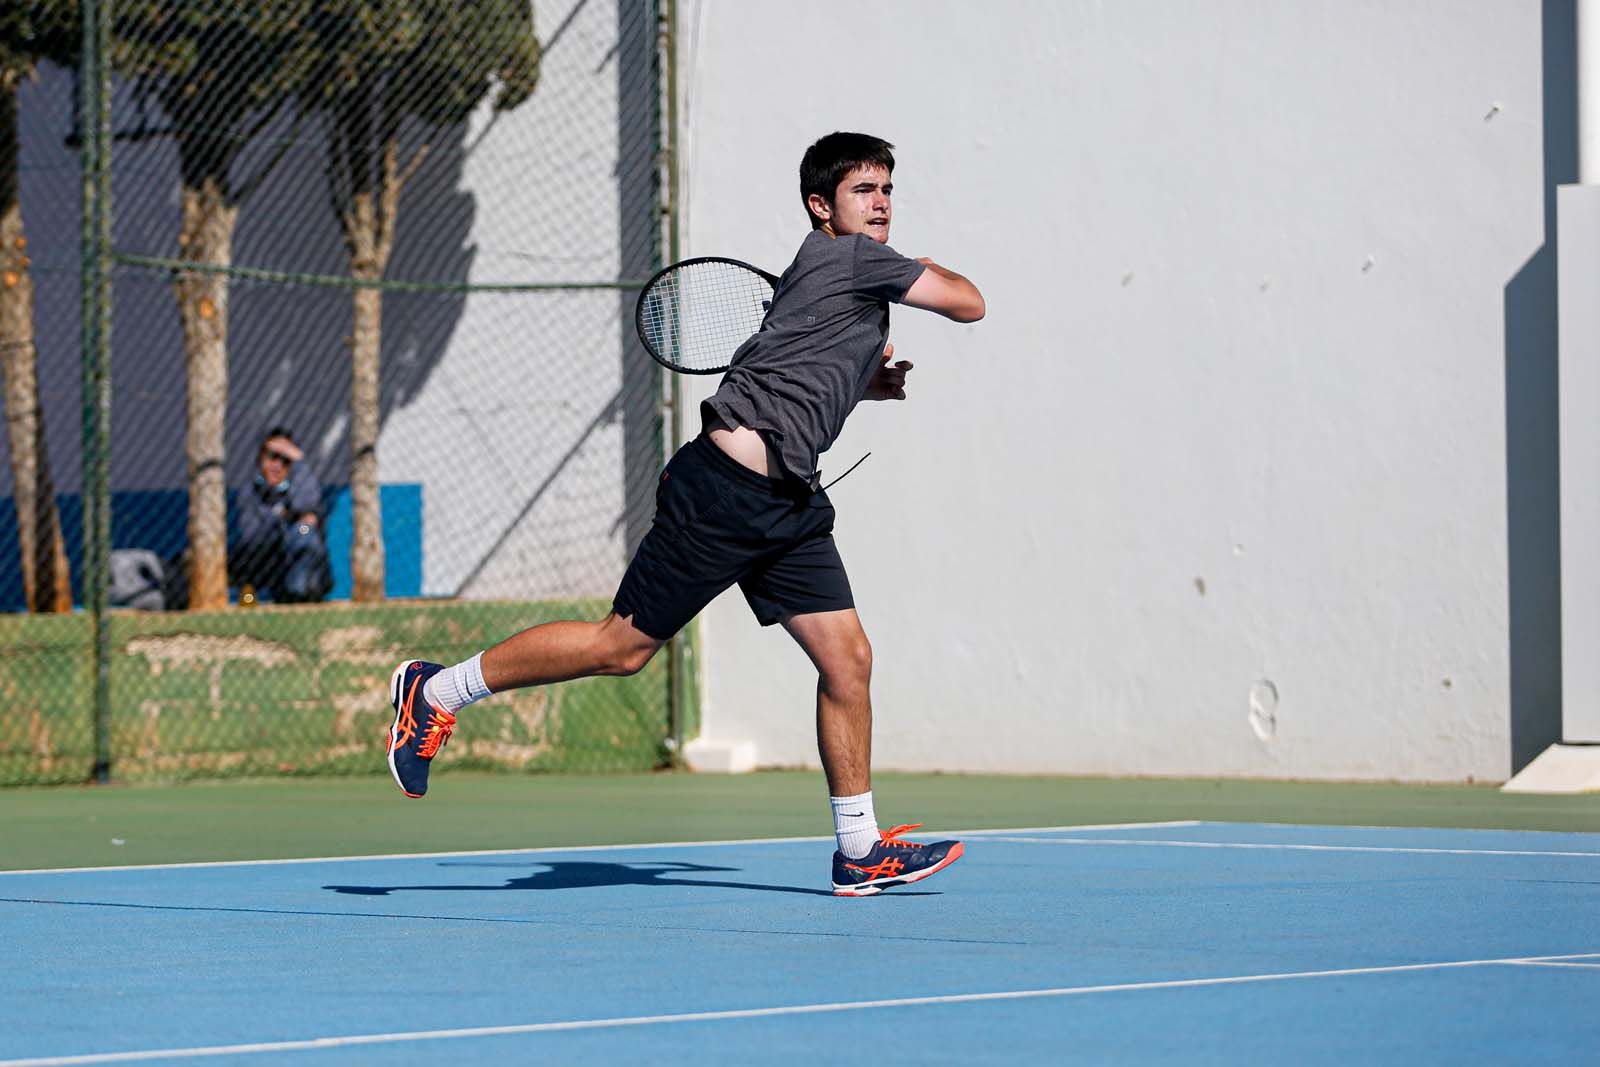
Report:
702,229,925,486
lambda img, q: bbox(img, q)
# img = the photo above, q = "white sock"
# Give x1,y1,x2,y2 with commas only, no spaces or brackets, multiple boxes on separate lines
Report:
831,791,879,859
423,652,492,713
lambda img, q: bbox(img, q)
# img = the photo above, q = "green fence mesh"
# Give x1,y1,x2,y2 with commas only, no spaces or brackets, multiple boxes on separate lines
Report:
0,1,677,785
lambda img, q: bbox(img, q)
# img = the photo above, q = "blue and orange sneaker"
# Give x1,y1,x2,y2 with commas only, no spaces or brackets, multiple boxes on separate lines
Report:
831,823,964,896
386,660,456,798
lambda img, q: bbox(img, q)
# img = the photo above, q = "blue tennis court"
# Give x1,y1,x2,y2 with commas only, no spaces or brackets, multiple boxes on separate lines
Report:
4,820,1597,1064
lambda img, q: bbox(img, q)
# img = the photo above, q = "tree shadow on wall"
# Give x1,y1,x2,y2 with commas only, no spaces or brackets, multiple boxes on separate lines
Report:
222,112,475,492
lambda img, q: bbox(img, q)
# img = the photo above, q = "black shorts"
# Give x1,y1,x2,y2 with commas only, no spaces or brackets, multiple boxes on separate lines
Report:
612,434,853,640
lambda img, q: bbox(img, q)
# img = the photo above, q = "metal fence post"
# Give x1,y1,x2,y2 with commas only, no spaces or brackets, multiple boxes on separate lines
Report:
656,0,688,764
80,0,113,783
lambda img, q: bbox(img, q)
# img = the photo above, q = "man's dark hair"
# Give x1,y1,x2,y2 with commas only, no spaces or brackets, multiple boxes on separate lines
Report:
799,132,896,229
262,425,296,445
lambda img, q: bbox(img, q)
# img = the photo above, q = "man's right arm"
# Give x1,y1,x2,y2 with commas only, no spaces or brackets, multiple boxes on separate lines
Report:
902,259,986,323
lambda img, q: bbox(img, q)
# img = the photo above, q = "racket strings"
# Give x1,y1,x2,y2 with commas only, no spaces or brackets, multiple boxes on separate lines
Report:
637,261,774,373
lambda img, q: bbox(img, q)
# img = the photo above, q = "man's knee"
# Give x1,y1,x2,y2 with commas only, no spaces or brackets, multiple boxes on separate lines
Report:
611,644,658,676
824,633,873,690
600,617,663,676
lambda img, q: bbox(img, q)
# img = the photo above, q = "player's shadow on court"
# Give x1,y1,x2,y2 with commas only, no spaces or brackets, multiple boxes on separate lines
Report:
324,860,934,898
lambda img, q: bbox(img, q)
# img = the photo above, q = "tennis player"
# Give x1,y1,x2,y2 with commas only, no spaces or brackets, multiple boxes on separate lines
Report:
387,132,985,895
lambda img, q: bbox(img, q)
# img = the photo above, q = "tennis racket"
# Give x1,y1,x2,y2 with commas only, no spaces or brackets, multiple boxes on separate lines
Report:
634,257,779,374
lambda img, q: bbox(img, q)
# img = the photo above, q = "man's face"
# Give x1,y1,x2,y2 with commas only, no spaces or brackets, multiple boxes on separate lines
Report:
258,436,297,489
813,164,893,243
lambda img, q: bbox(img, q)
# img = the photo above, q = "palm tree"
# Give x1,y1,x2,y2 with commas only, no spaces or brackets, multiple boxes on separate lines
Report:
0,2,76,613
305,0,538,600
114,1,317,608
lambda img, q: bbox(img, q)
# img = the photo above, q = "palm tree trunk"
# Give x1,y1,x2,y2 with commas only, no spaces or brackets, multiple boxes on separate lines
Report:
340,131,415,604
0,76,71,613
175,178,238,611
348,240,385,602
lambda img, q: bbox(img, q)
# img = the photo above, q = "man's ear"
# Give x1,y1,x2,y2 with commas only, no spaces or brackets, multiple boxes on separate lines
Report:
806,192,833,228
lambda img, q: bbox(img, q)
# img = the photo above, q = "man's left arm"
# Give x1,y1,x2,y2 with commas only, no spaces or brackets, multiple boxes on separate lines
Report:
287,467,323,526
902,258,985,323
854,237,985,323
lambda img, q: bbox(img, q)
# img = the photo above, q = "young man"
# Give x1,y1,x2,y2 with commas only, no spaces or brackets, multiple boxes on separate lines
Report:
387,132,985,896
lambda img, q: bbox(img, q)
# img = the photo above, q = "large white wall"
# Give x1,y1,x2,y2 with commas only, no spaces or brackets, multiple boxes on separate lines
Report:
677,1,1561,781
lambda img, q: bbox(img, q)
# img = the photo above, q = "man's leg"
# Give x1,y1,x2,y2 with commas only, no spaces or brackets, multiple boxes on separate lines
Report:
781,608,873,798
426,611,663,711
483,612,663,687
783,609,880,860
390,434,746,798
279,521,331,603
783,607,964,895
387,613,662,798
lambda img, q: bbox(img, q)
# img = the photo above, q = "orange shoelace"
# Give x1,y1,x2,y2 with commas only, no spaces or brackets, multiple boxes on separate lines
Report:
417,707,457,758
390,677,456,758
878,823,924,848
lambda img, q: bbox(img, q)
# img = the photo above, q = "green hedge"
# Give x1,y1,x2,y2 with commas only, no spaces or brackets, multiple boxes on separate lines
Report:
0,599,669,786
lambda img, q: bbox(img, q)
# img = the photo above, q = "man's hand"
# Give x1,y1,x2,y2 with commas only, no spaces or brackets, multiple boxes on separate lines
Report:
863,342,914,401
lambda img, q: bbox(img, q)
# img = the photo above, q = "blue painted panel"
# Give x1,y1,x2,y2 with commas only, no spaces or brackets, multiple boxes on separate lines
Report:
0,484,422,611
321,484,424,600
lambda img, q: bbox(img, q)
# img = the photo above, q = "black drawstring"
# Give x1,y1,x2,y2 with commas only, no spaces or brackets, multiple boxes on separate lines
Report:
821,452,871,491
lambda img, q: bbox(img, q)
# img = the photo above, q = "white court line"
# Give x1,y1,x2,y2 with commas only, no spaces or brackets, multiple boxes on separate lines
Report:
950,820,1200,835
1246,820,1600,839
4,952,1596,1066
0,822,1198,878
983,836,1600,859
1504,960,1600,971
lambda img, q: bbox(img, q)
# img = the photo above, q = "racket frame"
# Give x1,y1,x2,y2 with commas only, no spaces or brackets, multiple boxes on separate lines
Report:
634,256,781,374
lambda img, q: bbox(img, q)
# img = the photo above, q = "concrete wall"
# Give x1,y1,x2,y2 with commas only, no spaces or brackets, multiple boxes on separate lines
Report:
677,0,1571,781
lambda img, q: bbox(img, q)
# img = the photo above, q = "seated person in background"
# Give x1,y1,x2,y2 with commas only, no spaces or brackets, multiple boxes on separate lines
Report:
231,426,332,603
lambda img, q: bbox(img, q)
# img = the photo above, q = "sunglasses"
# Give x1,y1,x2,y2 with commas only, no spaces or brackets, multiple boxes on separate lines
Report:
262,449,296,465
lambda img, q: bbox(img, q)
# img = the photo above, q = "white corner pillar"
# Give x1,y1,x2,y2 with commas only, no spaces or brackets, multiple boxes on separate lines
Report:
1560,0,1600,745
1504,0,1600,792
1582,0,1600,186
1559,183,1600,746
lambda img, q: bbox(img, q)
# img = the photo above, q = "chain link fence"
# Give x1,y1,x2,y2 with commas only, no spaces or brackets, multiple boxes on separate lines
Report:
0,0,684,785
